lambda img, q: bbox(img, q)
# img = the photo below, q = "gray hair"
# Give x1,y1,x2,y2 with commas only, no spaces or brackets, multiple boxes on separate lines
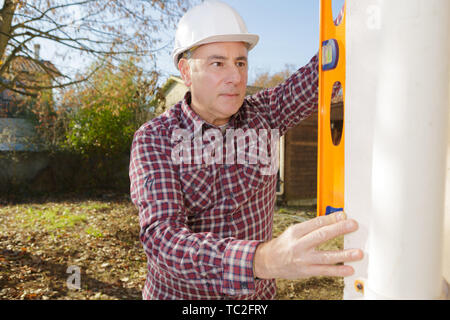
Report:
178,46,198,64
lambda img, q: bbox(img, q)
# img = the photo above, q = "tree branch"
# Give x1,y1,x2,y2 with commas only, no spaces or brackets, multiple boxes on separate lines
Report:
0,0,198,92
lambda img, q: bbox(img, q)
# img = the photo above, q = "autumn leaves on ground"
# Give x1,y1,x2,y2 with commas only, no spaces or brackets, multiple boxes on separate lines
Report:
0,194,343,300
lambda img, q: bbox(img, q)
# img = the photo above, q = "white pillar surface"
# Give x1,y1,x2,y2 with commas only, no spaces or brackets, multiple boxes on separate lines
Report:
444,58,450,288
344,0,450,299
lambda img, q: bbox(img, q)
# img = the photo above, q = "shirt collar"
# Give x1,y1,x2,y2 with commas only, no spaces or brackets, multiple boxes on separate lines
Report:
180,91,244,132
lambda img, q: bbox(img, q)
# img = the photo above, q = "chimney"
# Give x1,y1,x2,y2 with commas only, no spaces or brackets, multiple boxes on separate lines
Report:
34,44,41,60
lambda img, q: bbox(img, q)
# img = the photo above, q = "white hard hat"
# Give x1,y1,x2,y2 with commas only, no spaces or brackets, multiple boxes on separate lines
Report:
172,0,259,69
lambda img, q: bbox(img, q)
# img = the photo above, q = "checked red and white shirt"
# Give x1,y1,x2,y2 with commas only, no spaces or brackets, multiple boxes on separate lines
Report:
129,54,320,300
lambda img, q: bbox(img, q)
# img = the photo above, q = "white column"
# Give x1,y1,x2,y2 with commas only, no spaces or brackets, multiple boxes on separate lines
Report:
345,0,450,299
443,38,450,293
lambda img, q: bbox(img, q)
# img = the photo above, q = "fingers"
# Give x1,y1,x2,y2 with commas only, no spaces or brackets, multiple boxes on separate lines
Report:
309,248,364,265
263,211,363,280
291,211,347,239
302,264,356,278
301,219,359,250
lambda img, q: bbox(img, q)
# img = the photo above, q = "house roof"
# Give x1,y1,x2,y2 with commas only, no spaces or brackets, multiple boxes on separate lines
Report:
162,76,186,93
8,55,62,78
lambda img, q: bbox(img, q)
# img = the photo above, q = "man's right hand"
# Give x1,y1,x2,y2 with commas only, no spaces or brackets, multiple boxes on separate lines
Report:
254,211,363,280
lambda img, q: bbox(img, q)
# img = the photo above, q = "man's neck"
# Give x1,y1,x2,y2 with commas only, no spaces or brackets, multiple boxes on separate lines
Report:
189,100,229,127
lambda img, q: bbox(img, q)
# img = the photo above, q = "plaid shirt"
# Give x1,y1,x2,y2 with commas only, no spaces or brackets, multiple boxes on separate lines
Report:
129,54,319,300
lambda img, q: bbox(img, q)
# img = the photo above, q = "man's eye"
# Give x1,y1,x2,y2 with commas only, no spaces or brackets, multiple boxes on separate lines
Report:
212,62,223,67
237,62,247,68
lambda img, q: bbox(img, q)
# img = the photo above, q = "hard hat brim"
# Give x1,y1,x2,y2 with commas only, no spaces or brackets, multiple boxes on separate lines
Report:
172,33,259,69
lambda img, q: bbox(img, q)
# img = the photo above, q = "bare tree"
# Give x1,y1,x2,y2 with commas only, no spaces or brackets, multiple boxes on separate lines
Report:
251,64,298,89
0,0,196,95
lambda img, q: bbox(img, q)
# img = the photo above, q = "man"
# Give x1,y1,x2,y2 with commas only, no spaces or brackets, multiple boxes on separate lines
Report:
129,0,363,300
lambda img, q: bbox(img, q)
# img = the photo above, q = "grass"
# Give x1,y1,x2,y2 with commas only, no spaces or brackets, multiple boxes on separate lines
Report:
19,206,88,232
15,203,106,238
85,226,104,238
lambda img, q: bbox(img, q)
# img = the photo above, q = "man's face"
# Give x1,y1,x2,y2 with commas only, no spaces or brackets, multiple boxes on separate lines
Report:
179,42,248,126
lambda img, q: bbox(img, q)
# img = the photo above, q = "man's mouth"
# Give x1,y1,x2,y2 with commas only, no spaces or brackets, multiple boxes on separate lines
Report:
220,93,240,97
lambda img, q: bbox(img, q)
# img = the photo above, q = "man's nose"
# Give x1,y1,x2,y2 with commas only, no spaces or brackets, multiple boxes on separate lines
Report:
225,65,242,84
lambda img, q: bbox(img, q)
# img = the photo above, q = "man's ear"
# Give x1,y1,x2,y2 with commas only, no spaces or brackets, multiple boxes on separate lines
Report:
178,58,192,87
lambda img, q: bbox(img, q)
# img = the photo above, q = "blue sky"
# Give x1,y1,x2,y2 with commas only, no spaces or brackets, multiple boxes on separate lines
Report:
157,0,346,84
38,0,345,85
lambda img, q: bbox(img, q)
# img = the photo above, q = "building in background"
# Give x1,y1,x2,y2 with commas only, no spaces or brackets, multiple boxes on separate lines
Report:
0,44,61,151
282,95,343,206
0,44,61,190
